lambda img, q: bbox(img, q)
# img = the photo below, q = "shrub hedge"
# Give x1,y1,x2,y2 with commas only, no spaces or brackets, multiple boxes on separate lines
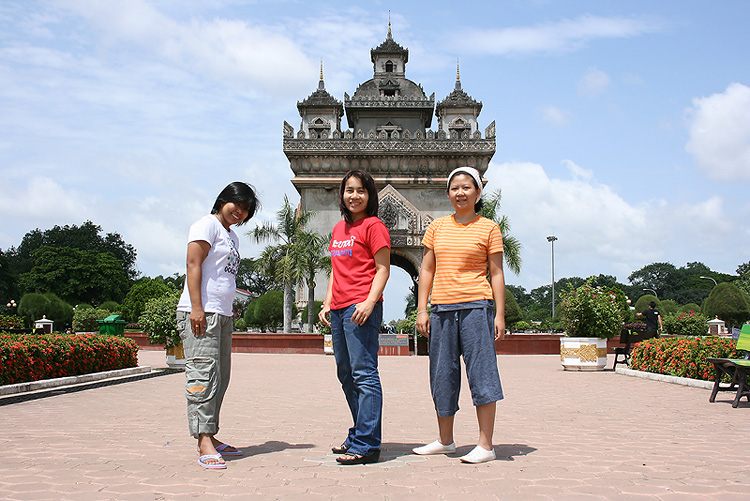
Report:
629,336,741,382
0,333,138,385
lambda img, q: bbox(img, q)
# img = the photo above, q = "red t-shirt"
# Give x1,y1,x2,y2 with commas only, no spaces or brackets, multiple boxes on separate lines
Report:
329,216,391,309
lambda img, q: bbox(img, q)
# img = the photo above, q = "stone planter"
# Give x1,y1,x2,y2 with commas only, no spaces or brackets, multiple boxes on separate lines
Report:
560,337,607,371
323,333,334,355
166,342,186,369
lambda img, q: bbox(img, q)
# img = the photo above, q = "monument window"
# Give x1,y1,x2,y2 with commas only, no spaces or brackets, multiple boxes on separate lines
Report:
385,60,394,72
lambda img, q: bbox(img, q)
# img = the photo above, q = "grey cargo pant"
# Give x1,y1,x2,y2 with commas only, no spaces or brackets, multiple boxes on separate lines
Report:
176,311,233,438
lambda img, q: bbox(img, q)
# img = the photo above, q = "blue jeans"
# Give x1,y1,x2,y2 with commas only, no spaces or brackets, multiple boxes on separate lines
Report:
330,302,383,456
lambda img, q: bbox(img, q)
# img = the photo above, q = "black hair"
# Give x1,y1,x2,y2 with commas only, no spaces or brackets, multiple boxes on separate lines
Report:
211,181,260,226
447,170,484,213
649,301,657,308
338,169,379,224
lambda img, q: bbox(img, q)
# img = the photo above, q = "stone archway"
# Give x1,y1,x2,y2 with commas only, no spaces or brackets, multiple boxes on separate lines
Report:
284,26,496,310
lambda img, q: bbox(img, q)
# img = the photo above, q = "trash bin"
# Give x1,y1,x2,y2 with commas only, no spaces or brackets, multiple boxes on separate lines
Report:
97,314,127,336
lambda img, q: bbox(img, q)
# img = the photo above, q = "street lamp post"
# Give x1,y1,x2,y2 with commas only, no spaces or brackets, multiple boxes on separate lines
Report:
643,288,658,298
699,276,717,286
547,236,558,318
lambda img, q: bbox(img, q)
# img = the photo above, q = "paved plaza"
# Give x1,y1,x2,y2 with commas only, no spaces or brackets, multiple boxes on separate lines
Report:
1,350,749,500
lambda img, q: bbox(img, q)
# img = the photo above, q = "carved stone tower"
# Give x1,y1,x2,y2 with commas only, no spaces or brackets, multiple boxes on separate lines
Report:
284,24,496,302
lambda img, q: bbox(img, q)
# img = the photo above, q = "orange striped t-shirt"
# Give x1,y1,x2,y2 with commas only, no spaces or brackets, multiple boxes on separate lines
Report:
422,215,504,305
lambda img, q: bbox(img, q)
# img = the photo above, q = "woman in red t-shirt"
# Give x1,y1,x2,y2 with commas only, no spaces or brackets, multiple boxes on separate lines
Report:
319,169,391,465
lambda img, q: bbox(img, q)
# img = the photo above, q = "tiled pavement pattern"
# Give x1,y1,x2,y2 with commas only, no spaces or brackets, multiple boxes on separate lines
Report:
1,351,749,500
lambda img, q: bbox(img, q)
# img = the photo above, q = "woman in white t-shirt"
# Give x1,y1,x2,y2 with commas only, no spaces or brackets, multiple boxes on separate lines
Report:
176,182,259,470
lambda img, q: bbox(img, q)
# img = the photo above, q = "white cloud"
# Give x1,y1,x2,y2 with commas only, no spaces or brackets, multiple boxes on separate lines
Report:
685,82,750,181
539,105,572,127
58,0,316,98
456,15,662,56
483,160,744,290
578,67,611,98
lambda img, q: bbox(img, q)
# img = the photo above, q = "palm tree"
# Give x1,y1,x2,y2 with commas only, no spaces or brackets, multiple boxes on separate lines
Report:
250,196,320,333
296,231,331,331
480,189,522,275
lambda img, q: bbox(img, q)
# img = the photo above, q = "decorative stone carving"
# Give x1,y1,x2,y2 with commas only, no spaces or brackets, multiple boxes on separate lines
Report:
377,185,425,247
485,120,496,139
297,130,305,139
283,121,294,138
421,214,434,232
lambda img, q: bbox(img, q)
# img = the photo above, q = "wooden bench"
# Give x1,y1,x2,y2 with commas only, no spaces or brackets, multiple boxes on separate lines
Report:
612,329,659,370
707,324,750,408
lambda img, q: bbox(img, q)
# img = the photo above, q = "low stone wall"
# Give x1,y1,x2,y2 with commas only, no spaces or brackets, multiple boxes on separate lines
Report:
125,332,324,354
125,331,628,356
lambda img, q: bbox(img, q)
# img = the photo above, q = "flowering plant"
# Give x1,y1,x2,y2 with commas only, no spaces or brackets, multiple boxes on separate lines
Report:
560,280,622,339
662,310,708,337
139,290,181,348
629,336,738,382
0,333,138,385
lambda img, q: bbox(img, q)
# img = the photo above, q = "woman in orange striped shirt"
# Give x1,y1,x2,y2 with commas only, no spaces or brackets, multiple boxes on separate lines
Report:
412,166,506,464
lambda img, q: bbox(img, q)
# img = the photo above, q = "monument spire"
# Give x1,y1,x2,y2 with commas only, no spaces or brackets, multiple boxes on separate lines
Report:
318,59,325,90
456,58,462,90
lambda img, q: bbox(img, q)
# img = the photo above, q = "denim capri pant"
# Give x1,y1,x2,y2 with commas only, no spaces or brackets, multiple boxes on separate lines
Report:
429,300,504,417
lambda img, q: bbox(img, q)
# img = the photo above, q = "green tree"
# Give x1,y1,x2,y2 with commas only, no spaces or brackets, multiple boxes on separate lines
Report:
6,221,138,284
250,196,321,333
18,247,129,304
735,260,750,296
659,299,680,317
122,277,170,323
479,189,522,275
18,293,49,327
702,282,750,329
504,288,523,327
296,231,330,332
633,294,661,316
244,290,292,331
72,307,111,332
628,262,683,300
236,258,278,298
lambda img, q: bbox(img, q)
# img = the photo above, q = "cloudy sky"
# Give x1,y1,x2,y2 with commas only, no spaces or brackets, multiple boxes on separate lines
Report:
1,0,749,322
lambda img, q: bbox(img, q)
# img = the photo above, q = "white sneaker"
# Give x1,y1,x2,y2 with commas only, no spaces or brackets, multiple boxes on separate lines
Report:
459,445,496,463
412,440,457,455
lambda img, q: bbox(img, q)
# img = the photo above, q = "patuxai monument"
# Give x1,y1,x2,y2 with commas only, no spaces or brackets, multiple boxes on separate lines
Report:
283,23,496,302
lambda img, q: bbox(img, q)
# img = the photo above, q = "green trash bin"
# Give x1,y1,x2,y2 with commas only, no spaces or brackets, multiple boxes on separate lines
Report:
97,314,127,336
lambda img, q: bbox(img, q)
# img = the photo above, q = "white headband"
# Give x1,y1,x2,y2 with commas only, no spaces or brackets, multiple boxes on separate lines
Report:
447,166,483,190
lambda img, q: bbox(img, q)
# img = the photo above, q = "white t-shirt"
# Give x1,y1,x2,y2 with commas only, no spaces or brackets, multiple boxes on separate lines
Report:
177,214,240,316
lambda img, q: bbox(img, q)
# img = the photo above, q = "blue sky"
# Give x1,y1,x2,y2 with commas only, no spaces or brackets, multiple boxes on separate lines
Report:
1,1,749,322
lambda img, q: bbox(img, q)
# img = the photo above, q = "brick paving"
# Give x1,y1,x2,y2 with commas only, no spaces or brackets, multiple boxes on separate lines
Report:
1,351,749,500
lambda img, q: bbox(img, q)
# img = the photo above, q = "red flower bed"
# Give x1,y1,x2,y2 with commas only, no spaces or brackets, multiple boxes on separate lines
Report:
0,333,138,385
629,336,740,382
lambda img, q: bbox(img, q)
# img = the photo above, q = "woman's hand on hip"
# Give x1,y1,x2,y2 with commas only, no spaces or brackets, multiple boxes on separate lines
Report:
190,308,207,337
415,311,430,338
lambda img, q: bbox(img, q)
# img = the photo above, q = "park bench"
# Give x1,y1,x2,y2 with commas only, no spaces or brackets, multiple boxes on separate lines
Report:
707,324,750,408
612,328,659,370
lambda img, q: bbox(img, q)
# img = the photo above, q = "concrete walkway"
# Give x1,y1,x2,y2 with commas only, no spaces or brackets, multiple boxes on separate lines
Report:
1,351,749,500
